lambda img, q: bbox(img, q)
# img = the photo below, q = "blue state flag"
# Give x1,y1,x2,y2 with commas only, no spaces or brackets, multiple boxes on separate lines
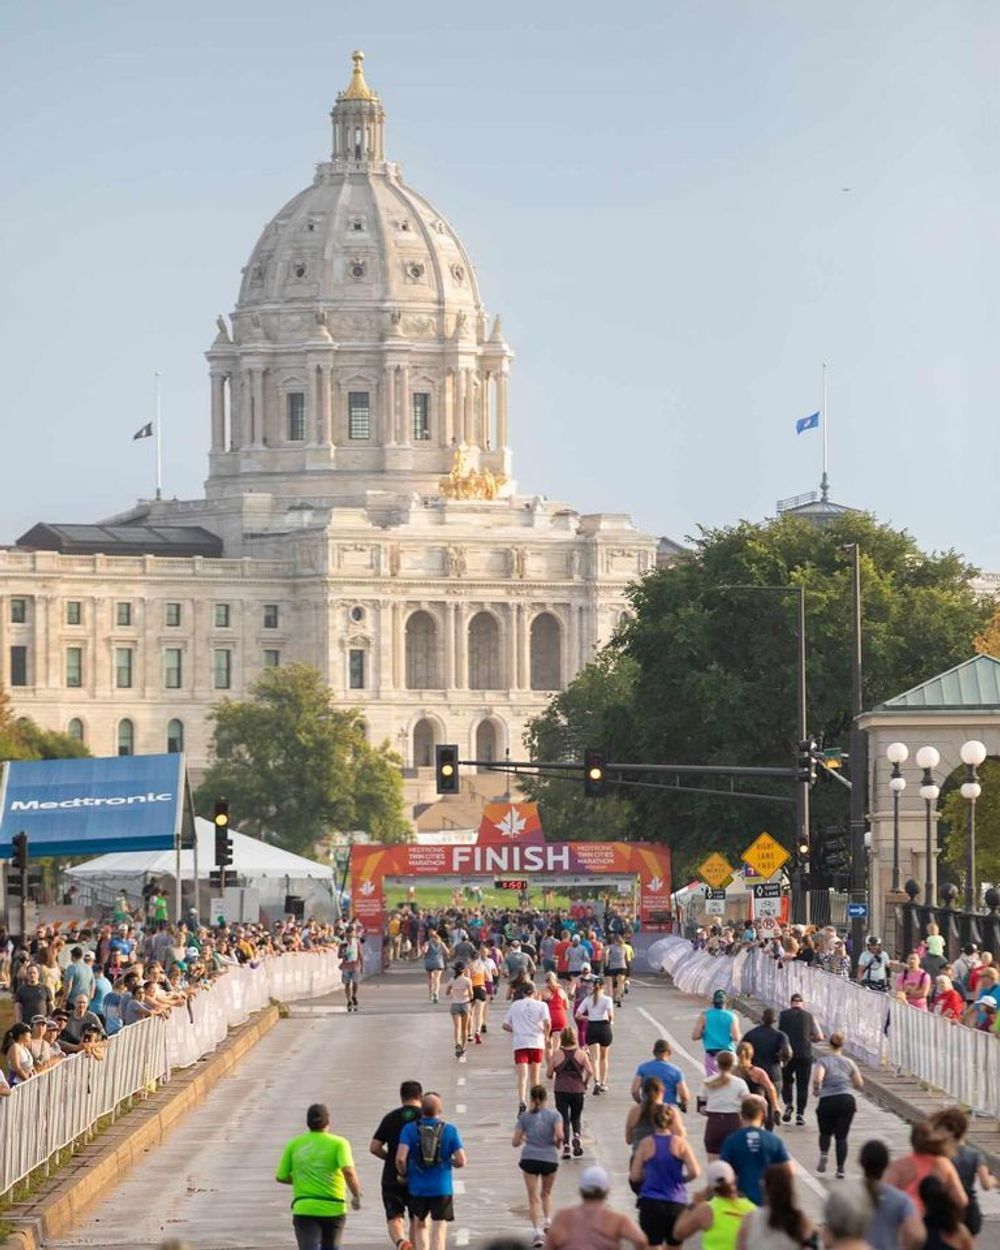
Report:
795,411,820,434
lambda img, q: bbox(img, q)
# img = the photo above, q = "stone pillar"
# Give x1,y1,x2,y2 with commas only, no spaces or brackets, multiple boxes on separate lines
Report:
383,365,396,444
445,602,456,689
518,606,531,691
507,603,518,690
454,369,465,444
497,370,509,448
251,369,265,446
210,373,226,451
394,604,405,689
319,365,333,445
455,605,468,691
399,364,410,444
478,373,488,447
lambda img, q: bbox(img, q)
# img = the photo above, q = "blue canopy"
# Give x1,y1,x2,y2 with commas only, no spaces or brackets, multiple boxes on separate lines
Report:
0,754,185,858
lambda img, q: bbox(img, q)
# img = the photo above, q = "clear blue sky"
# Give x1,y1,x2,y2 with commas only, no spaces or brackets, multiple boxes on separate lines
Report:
2,3,998,563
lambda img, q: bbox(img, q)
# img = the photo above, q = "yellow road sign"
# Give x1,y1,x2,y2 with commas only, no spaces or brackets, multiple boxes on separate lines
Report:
742,831,790,879
697,852,735,890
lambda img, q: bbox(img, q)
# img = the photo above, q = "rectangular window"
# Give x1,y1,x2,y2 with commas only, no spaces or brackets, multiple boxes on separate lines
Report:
263,649,281,668
164,648,183,689
66,647,83,688
263,604,279,629
115,647,133,689
214,603,231,629
286,392,306,441
213,648,232,689
116,602,132,627
348,391,371,440
412,392,431,441
349,649,366,690
165,602,182,627
10,598,26,624
66,601,82,626
10,646,27,686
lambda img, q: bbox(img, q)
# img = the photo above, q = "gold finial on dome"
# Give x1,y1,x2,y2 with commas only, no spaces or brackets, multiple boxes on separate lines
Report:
340,49,377,101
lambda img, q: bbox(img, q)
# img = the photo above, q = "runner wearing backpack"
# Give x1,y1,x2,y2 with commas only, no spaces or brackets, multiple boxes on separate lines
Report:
395,1092,466,1250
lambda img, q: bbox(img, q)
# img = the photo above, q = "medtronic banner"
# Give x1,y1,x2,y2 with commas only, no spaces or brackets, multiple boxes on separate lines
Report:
0,754,185,858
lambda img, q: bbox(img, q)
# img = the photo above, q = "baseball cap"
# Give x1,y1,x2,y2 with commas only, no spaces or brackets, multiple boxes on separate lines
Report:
571,934,581,942
578,1165,610,1196
83,951,95,962
712,989,727,1006
981,996,998,1011
705,1160,736,1187
185,946,199,958
30,1014,47,1025
867,935,881,945
790,992,804,1003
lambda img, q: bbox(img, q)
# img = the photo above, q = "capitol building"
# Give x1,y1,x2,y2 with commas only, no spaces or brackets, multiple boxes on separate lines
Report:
0,54,673,812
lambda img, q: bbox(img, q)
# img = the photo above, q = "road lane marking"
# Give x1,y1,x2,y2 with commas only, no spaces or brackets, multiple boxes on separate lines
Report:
456,1103,467,1113
454,1180,466,1194
457,1076,466,1086
456,1229,470,1245
636,1004,827,1199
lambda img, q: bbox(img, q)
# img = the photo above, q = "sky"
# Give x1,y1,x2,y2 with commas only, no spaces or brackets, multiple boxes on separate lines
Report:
1,2,998,565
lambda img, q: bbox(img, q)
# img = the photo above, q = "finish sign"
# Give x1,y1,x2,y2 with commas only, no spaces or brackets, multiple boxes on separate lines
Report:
697,852,734,890
742,832,790,879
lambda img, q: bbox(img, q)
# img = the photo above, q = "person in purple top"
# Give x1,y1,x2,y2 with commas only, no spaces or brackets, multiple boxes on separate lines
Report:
629,1104,700,1247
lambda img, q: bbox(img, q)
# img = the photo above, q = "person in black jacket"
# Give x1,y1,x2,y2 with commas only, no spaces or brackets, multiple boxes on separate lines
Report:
777,992,823,1125
740,1008,792,1098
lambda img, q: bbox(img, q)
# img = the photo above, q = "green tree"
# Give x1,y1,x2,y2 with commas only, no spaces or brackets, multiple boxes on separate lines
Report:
195,663,409,852
941,758,1000,901
520,651,637,839
524,512,991,880
0,684,90,762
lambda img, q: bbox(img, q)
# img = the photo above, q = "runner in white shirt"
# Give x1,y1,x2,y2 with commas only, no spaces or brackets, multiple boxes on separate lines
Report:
503,984,552,1113
575,979,615,1093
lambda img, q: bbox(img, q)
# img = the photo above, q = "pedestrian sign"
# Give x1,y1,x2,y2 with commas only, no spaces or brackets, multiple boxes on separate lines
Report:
847,902,868,919
697,852,734,889
741,832,790,880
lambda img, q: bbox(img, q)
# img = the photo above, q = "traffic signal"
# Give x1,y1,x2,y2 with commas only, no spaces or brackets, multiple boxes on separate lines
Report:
435,744,459,795
4,865,22,896
796,739,817,786
816,827,851,888
209,868,238,891
583,747,607,799
797,835,810,859
213,798,233,868
12,832,28,871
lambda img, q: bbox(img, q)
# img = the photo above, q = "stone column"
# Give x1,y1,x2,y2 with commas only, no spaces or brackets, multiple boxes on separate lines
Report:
399,364,410,443
445,602,456,689
497,370,509,448
518,605,531,691
506,603,518,690
394,604,405,689
210,373,226,451
478,373,488,447
308,365,320,444
455,605,468,691
251,369,265,446
383,365,395,444
320,365,333,445
454,369,465,444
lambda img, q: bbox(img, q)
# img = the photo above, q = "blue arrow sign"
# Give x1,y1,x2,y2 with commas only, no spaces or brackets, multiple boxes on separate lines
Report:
846,902,868,919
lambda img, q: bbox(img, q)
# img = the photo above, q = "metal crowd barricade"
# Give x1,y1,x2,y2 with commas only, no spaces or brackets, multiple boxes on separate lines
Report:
1,948,342,1199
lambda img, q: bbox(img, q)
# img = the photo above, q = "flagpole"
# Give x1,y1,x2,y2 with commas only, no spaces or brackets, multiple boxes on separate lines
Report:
154,371,163,501
820,361,829,502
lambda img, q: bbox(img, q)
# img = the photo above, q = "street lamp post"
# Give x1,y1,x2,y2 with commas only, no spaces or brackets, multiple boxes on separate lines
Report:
886,742,908,892
960,739,987,910
915,746,940,907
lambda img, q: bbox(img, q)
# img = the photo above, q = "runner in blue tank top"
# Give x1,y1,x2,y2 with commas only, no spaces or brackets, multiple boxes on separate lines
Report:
693,989,739,1075
629,1105,700,1248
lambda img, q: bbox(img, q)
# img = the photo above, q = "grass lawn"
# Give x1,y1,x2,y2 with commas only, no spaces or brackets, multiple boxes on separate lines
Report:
383,883,594,913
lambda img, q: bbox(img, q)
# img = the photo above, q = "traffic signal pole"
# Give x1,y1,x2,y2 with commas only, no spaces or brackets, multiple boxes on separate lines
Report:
17,832,28,945
848,544,868,969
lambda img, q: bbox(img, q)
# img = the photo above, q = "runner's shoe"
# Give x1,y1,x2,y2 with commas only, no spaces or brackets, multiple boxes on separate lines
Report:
562,1144,571,1160
474,1033,482,1045
817,1154,828,1173
572,1135,583,1157
782,1105,793,1123
796,1115,805,1126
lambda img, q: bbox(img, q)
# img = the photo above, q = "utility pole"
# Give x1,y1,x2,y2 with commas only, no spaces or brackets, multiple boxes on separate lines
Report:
848,544,868,967
795,586,810,924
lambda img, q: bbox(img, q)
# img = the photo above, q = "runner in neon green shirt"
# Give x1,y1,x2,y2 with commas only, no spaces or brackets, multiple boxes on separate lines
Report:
276,1103,361,1249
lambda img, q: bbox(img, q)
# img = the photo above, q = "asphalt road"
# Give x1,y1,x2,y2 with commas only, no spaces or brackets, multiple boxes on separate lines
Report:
50,966,1000,1249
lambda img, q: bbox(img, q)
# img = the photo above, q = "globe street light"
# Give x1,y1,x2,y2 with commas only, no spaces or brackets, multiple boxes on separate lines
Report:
915,746,940,906
960,739,987,910
886,742,908,892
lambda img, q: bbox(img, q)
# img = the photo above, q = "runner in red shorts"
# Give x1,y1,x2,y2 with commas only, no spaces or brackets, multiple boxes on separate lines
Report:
541,972,570,1060
503,982,551,1113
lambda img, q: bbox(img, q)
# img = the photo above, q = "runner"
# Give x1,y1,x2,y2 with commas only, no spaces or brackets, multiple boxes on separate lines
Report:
631,1039,690,1112
625,1076,665,1192
539,927,558,975
541,972,569,1059
513,1083,564,1247
547,1025,592,1160
670,1160,755,1249
545,1164,647,1250
777,991,823,1126
369,1080,422,1250
554,929,573,986
622,933,635,995
587,930,604,981
575,976,615,1094
467,951,488,1045
571,966,593,1047
692,989,739,1076
339,926,363,1014
275,1103,361,1250
734,1041,780,1131
445,961,473,1058
395,1093,466,1250
479,943,499,1034
606,934,629,1007
503,981,552,1113
565,934,589,991
423,931,448,1004
629,1104,700,1249
698,1052,750,1161
811,1031,864,1178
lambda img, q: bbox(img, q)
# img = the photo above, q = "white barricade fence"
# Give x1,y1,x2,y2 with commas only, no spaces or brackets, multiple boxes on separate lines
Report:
648,936,1000,1115
0,948,342,1199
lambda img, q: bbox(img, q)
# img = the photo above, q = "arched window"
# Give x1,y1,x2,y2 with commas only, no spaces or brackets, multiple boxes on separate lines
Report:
413,718,437,769
167,719,184,754
67,718,84,743
468,611,501,690
406,611,440,689
476,720,498,766
117,719,134,757
530,613,562,691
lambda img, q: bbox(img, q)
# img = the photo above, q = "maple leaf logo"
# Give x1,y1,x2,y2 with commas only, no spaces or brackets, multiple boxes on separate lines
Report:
495,805,527,839
647,876,664,893
359,879,375,896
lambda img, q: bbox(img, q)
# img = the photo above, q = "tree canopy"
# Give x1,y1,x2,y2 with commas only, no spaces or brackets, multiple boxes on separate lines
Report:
0,684,89,763
523,512,991,879
941,758,1000,903
195,663,410,852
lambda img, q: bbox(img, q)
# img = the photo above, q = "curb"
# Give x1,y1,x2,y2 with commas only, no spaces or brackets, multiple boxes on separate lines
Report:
731,993,1000,1177
1,1004,280,1250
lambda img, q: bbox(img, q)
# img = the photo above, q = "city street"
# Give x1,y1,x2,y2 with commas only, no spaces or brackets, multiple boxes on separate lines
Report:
48,967,1000,1249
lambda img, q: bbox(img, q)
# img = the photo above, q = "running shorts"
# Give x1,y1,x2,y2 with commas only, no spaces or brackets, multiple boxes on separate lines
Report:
472,986,487,1002
514,1047,544,1065
519,1159,558,1175
341,969,359,985
586,1021,613,1047
381,1185,413,1221
638,1197,687,1248
450,1002,471,1016
409,1195,454,1222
